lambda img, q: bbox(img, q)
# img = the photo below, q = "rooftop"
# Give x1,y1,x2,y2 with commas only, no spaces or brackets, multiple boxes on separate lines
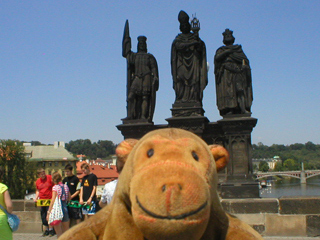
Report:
25,144,76,161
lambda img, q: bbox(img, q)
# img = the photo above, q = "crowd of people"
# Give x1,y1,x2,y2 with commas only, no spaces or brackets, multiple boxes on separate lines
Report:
0,161,120,239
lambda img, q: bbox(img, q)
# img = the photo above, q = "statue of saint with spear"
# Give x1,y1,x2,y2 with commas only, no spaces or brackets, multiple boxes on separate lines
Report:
122,20,159,122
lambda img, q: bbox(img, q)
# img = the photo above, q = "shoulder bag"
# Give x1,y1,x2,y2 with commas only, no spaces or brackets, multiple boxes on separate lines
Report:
48,184,64,225
0,203,20,232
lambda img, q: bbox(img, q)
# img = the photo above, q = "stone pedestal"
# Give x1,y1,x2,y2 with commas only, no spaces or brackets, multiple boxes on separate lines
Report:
171,102,205,117
116,119,159,139
220,182,260,198
166,102,209,138
166,116,209,137
217,115,259,198
117,109,259,199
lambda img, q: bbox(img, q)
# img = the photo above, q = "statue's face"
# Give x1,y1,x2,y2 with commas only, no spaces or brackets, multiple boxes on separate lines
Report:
223,33,235,45
180,23,191,34
138,41,147,52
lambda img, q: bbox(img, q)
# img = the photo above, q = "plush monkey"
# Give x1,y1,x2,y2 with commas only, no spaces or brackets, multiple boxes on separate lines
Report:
60,128,263,240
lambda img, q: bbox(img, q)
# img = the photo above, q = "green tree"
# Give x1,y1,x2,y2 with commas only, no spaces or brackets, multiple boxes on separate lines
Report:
0,140,36,199
98,140,116,156
289,143,304,150
274,162,283,171
305,141,316,151
66,139,116,159
283,158,299,171
252,142,320,170
259,161,269,172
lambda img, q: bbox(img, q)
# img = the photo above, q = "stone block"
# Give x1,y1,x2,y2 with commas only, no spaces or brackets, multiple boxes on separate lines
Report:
265,214,306,236
221,198,278,214
279,196,320,214
233,213,265,225
306,215,320,237
12,200,25,211
233,214,265,235
220,182,260,199
252,225,265,235
16,221,43,233
25,200,38,211
16,211,41,222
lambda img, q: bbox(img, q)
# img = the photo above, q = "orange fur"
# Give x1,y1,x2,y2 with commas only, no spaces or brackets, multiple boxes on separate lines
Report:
60,128,263,240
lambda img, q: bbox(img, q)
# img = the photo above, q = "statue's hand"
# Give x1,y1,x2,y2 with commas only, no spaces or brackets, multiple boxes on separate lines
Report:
153,76,159,90
241,64,250,71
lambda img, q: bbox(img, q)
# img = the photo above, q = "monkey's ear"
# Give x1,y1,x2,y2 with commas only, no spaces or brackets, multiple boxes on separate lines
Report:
208,144,229,172
116,139,139,166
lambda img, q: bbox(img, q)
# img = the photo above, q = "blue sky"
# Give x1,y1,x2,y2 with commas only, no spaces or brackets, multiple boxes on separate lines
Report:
1,1,319,146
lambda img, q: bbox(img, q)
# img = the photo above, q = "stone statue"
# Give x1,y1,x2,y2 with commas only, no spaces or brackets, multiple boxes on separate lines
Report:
122,20,159,122
214,29,253,116
171,11,207,105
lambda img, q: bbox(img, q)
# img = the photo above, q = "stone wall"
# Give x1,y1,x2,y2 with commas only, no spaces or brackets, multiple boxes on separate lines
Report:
222,196,320,237
12,197,320,236
12,200,43,233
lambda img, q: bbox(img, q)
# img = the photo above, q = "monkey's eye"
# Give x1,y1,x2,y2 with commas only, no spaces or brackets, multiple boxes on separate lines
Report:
147,149,154,158
192,151,199,161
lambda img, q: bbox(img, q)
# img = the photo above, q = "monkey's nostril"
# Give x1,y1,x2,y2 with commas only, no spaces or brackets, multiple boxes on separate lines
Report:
162,185,166,192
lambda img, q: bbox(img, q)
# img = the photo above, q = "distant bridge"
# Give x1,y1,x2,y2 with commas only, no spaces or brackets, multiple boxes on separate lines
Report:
255,170,320,184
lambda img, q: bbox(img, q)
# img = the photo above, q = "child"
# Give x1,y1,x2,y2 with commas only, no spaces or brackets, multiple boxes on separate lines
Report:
47,172,70,238
63,164,82,224
79,163,97,219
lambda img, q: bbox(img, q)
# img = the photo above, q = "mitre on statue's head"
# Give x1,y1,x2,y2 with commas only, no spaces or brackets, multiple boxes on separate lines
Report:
178,10,189,24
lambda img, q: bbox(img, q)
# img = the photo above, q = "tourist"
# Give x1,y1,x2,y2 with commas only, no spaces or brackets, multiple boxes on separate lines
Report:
47,171,70,238
34,168,55,237
99,159,124,208
79,163,98,219
63,164,82,224
0,166,13,240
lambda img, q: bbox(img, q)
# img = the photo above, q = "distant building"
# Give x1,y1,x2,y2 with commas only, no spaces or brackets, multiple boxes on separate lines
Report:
24,141,77,176
252,156,281,170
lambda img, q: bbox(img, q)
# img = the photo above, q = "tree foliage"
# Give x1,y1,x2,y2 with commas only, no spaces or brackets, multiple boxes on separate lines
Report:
0,140,37,199
283,158,299,171
65,139,116,159
274,162,283,171
259,161,269,172
253,142,320,170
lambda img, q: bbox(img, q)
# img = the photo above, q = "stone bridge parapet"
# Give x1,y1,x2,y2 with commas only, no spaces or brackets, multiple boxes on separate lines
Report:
11,197,320,237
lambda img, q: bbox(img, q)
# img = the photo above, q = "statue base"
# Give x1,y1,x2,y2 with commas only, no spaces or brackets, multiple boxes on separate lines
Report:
121,118,152,125
166,115,209,137
222,113,252,119
217,116,257,175
217,115,259,198
116,119,159,139
220,181,260,198
171,102,205,117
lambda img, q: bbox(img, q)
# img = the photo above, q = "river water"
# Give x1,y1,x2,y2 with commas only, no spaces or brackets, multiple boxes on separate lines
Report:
260,175,320,198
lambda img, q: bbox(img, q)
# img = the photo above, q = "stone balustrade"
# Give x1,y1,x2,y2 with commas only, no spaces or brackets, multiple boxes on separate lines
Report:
222,196,320,237
11,197,320,237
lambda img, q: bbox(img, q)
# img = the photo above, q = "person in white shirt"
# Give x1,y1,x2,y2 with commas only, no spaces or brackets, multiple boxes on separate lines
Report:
99,159,124,208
